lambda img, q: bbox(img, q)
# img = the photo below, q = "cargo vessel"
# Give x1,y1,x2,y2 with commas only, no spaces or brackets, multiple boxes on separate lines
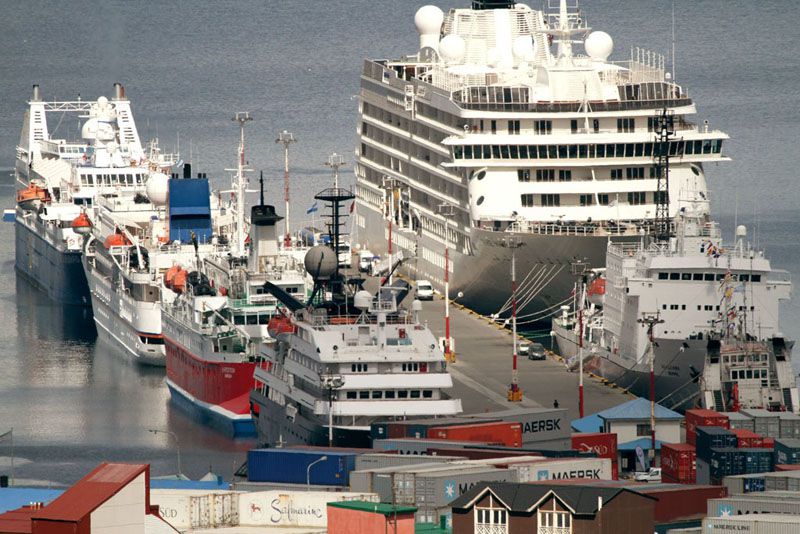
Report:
14,83,172,305
354,0,729,319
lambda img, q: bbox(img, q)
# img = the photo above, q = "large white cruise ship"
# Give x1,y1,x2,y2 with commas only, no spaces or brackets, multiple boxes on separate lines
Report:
354,0,729,317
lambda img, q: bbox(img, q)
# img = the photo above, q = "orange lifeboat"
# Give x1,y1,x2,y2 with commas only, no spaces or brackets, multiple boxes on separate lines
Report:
16,184,51,211
104,233,131,249
172,269,188,294
164,265,183,289
587,277,606,297
268,315,297,338
71,212,92,235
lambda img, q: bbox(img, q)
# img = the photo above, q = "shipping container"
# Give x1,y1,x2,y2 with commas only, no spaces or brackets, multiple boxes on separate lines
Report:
696,458,712,486
708,494,800,517
703,514,800,534
414,506,452,526
709,448,773,479
427,421,522,447
150,490,240,530
665,528,701,534
778,413,800,439
721,412,755,432
722,473,767,494
464,407,569,444
246,449,356,486
686,409,729,446
774,438,800,465
397,417,499,439
512,457,613,482
425,447,535,461
740,409,780,438
661,443,696,483
354,453,465,471
237,490,378,528
696,426,737,461
764,470,800,491
570,433,618,460
775,464,800,471
411,467,515,509
731,428,767,448
349,462,454,497
372,438,490,455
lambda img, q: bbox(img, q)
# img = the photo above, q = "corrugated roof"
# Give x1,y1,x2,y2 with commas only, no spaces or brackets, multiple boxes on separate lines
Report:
327,500,417,516
32,463,147,522
0,506,39,533
571,413,604,433
596,398,683,421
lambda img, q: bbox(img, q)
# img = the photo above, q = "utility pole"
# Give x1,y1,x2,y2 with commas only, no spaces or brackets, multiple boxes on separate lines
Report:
276,130,296,248
571,259,590,418
438,202,455,363
638,312,665,458
503,237,524,402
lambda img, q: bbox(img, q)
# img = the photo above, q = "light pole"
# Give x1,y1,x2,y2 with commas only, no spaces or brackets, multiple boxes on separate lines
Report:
306,455,328,490
322,375,345,447
502,236,524,402
571,259,590,418
638,313,664,459
276,130,296,248
149,428,182,477
382,176,399,284
437,202,456,363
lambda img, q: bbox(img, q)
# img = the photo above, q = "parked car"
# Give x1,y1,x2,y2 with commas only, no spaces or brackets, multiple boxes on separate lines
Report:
634,468,661,482
358,250,374,273
416,280,434,300
520,341,547,360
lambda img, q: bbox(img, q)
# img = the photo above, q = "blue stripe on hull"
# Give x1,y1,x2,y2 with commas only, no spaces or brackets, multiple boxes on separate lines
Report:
166,382,256,439
15,220,90,306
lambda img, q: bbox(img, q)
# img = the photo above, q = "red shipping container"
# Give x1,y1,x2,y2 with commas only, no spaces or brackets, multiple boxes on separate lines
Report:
763,437,775,448
685,409,729,446
571,432,618,471
775,464,800,471
387,423,406,439
731,428,766,448
427,421,523,447
640,485,727,523
661,443,696,483
426,448,534,460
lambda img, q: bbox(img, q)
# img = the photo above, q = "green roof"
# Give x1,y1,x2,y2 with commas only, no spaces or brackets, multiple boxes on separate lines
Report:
328,500,417,516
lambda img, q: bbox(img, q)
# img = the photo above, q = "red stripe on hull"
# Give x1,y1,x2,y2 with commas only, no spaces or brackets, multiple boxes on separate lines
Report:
164,336,256,415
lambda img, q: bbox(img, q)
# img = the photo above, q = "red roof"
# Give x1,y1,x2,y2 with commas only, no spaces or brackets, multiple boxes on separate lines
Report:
0,505,42,534
33,463,148,522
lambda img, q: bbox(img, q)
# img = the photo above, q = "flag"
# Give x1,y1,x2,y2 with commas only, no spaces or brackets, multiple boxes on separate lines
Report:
0,430,11,442
306,202,318,215
175,159,184,168
349,201,355,214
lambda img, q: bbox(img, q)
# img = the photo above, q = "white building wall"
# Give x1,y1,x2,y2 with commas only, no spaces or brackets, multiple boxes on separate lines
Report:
607,419,682,445
90,472,145,534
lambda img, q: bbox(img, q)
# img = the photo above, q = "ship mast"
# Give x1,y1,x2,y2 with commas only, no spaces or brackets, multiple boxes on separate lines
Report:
276,130,296,248
231,112,253,257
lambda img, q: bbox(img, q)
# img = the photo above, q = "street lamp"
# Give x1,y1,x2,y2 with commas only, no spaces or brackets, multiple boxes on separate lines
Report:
501,236,524,402
322,375,345,447
276,130,296,248
149,429,182,477
306,455,328,491
437,202,456,363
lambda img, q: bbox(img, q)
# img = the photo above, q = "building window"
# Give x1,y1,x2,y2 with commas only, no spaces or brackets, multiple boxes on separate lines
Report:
521,194,535,207
628,192,646,205
476,507,508,534
536,169,555,182
637,423,652,436
558,169,572,181
534,120,552,135
579,194,594,206
508,120,520,135
541,194,560,207
617,117,635,132
518,169,531,182
538,510,571,533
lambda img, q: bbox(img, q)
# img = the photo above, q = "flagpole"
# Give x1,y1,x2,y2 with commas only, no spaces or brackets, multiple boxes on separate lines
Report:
10,429,13,486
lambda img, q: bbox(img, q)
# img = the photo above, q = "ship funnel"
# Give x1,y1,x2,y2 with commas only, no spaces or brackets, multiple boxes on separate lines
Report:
183,163,192,179
113,82,126,100
31,84,41,102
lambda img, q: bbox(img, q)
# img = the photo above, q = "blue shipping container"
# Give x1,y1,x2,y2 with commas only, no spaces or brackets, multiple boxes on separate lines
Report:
774,438,800,465
739,448,774,474
247,449,356,486
742,477,766,493
696,426,737,461
709,448,745,479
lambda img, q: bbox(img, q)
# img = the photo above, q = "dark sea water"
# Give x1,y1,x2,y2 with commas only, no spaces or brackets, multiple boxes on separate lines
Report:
0,1,798,484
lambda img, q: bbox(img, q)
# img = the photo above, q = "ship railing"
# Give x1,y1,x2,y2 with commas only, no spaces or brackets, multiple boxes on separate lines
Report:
506,220,655,237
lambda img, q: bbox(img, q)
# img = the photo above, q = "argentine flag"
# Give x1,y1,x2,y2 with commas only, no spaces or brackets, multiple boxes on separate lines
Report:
306,202,319,215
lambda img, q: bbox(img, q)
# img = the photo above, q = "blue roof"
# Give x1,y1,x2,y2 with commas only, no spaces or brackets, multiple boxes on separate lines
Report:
618,437,666,451
571,413,604,433
596,398,683,422
0,488,63,514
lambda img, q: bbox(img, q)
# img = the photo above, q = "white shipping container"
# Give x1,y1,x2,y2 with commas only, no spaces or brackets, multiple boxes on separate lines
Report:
237,491,378,528
703,514,800,534
708,495,800,517
512,458,613,482
150,490,240,530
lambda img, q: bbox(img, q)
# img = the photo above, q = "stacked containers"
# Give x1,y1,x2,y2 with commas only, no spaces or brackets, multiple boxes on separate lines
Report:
685,409,729,445
731,429,767,448
696,426,737,485
778,413,800,439
765,471,800,491
570,433,619,479
773,438,800,465
246,449,356,486
464,408,570,448
740,409,780,438
426,422,523,447
661,443,696,484
722,412,755,432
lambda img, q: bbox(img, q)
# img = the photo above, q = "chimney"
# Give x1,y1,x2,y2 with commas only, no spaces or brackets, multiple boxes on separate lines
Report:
113,82,125,100
32,84,41,102
183,163,192,179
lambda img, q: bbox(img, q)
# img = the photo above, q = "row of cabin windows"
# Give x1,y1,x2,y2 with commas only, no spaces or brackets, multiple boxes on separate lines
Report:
664,303,757,312
79,173,147,187
520,192,650,207
658,272,763,282
233,313,270,325
732,368,768,380
518,169,572,182
452,139,723,160
482,117,678,136
351,363,369,373
345,389,434,400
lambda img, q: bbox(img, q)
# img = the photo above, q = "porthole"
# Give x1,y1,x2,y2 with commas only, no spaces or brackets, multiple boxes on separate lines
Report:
477,196,485,206
691,165,702,176
472,170,486,181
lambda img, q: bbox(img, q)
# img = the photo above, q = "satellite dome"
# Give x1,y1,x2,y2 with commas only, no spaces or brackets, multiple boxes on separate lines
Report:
146,172,169,206
585,31,613,61
81,118,99,140
414,5,444,35
512,35,535,61
486,47,499,68
97,95,109,107
439,34,466,63
736,224,747,237
354,290,372,310
304,245,338,280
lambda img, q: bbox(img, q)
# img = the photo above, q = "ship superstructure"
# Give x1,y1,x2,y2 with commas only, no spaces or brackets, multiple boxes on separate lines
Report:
14,83,173,305
354,0,729,318
552,210,793,411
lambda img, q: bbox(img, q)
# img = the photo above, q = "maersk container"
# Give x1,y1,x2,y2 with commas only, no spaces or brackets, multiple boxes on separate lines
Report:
412,467,515,509
774,438,800,465
764,471,800,491
696,426,737,461
355,453,463,472
246,449,356,486
372,438,487,455
703,514,800,534
778,413,800,439
708,495,800,517
513,457,612,482
464,407,569,444
427,422,522,447
740,409,780,438
722,411,755,432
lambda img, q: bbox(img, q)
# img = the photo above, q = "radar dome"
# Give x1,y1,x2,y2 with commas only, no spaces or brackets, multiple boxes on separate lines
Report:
439,34,466,63
354,290,372,310
97,95,109,107
486,47,499,68
414,5,444,34
736,224,747,237
146,172,169,206
512,35,536,61
585,31,613,61
81,118,99,140
304,245,338,280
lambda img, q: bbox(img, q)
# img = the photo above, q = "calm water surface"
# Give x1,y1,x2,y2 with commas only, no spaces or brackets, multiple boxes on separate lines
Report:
0,1,798,484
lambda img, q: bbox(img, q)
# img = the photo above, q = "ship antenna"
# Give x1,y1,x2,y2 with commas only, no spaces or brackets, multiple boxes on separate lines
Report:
653,107,675,242
231,112,253,257
259,170,264,207
671,0,676,82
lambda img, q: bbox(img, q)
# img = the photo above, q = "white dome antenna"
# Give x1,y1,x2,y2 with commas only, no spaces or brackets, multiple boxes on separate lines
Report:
585,31,613,61
415,6,444,53
512,35,536,63
146,172,170,206
439,34,466,64
736,225,747,238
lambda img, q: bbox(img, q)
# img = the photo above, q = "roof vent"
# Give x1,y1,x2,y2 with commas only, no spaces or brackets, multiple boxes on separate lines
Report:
472,0,514,9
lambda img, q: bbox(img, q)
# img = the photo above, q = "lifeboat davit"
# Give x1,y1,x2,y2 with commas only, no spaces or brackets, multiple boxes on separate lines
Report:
16,185,51,211
104,233,131,249
164,265,183,289
71,212,92,235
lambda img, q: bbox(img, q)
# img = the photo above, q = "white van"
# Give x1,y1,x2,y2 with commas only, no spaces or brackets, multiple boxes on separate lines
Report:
358,250,374,273
416,280,434,300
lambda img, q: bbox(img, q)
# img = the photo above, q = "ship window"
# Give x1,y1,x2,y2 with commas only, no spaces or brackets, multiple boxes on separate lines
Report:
483,145,492,158
518,169,531,182
559,170,572,181
423,390,433,398
579,194,594,206
597,144,605,157
611,169,623,180
598,194,610,205
658,273,669,280
534,120,552,135
703,140,712,154
508,120,520,135
682,304,687,310
247,315,258,325
385,390,396,399
752,274,761,282
569,145,578,158
351,364,356,372
662,304,667,310
410,390,421,398
625,143,634,157
259,314,268,325
492,146,501,158
571,119,578,133
716,274,725,281
477,196,484,206
670,304,679,310
521,194,535,208
740,274,750,282
558,145,567,159
537,169,555,182
593,119,599,132
509,145,519,159
234,315,245,325
705,305,713,311
669,273,680,280
704,273,714,281
347,391,357,399
491,120,497,134
520,145,529,159
713,140,723,153
617,118,635,133
746,370,753,379
398,390,409,398
372,390,382,399
359,391,369,399
628,192,646,205
693,273,703,280
682,273,692,280
500,145,510,159
626,167,645,179
540,194,560,207
547,145,557,159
